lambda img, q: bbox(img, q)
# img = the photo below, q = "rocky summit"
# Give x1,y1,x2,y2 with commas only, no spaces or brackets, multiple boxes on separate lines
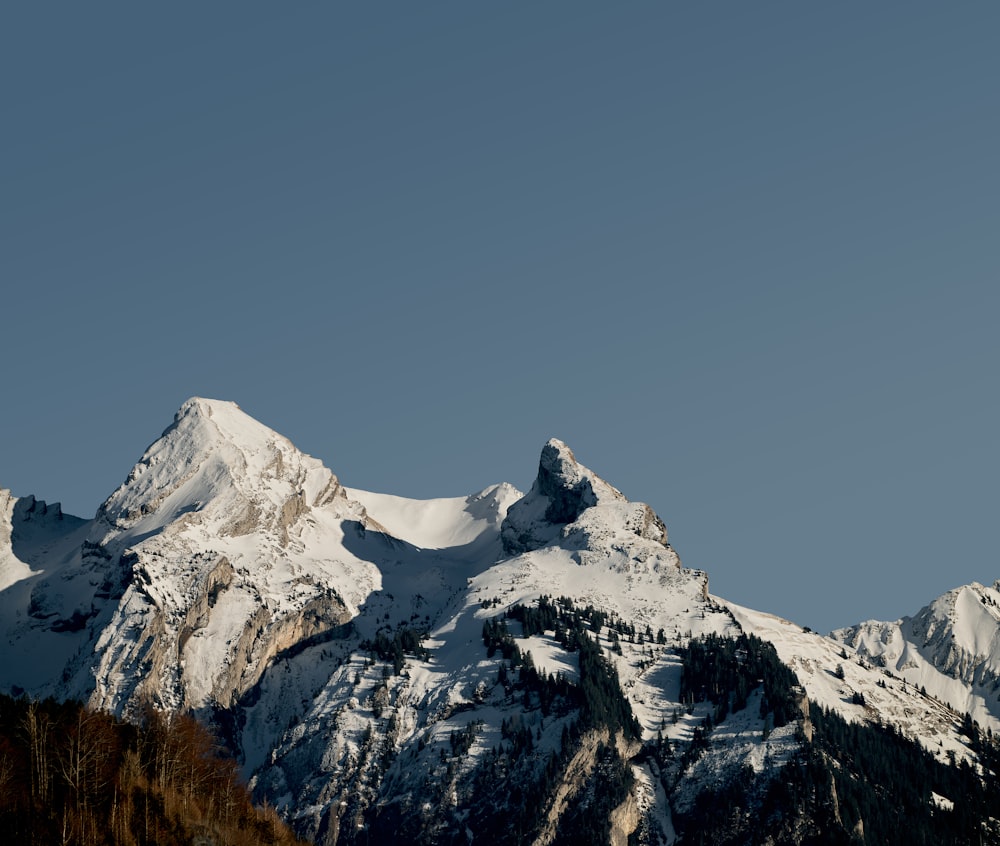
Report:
2,398,1000,845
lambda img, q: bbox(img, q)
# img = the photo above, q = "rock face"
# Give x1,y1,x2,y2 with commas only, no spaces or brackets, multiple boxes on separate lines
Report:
531,727,642,846
0,489,33,592
502,438,669,556
0,399,383,720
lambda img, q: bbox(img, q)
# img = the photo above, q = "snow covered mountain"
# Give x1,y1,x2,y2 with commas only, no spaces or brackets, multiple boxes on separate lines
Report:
832,582,1000,731
1,398,383,715
1,398,997,844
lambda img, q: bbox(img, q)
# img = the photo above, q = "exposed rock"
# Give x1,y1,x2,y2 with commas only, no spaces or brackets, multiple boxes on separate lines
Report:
205,604,272,708
798,688,813,743
609,789,640,846
535,439,623,523
531,728,612,846
178,556,235,656
0,490,34,592
221,500,263,538
502,438,670,556
229,591,352,704
278,491,308,544
530,728,641,846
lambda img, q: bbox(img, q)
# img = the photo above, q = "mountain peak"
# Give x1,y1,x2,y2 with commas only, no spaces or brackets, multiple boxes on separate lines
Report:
178,395,228,416
535,438,625,518
169,397,283,450
831,579,1000,729
501,439,667,555
94,398,350,541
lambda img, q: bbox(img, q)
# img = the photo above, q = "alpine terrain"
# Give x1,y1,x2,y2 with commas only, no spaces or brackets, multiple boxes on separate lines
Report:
2,398,999,844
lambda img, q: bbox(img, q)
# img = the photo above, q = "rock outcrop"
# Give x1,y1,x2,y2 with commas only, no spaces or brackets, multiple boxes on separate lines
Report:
502,438,669,556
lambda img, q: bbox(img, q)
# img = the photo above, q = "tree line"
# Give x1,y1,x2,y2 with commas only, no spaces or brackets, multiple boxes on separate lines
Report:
668,634,1000,845
678,631,801,728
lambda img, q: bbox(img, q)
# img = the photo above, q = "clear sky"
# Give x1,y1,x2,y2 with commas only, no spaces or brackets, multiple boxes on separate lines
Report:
2,4,997,634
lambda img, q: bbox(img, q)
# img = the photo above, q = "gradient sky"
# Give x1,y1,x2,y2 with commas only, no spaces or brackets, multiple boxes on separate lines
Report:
2,4,997,634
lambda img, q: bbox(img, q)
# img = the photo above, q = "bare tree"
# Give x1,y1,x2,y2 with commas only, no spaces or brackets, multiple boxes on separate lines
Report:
21,699,53,806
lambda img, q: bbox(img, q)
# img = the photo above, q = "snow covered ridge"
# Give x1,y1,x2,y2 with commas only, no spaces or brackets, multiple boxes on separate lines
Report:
0,397,998,843
0,398,386,714
831,581,1000,731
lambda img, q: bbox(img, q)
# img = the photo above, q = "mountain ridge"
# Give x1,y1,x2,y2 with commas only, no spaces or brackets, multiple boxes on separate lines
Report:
1,397,997,844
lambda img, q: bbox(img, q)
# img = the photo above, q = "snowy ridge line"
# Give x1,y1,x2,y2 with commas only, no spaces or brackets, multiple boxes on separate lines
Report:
0,397,997,843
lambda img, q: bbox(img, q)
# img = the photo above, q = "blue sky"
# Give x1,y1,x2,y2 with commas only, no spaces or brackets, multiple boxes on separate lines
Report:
2,4,997,633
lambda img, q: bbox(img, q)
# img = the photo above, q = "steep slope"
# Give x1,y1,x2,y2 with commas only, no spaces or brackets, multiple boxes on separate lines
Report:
832,581,1000,731
1,399,386,721
0,490,92,692
249,437,738,844
728,602,977,763
1,401,995,845
0,490,34,592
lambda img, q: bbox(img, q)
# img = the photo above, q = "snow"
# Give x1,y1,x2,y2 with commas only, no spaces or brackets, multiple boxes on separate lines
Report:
0,491,95,694
728,601,977,764
519,632,580,682
237,430,737,834
832,582,1000,732
181,585,261,706
2,397,995,839
345,483,521,551
0,490,39,591
669,688,800,815
931,791,954,812
951,585,1000,665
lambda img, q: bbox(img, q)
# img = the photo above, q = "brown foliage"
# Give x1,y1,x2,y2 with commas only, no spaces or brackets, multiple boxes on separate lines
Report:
0,693,306,846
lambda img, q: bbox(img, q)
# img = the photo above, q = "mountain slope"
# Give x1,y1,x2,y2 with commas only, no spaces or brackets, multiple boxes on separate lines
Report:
1,399,385,718
0,398,996,844
832,581,1000,731
247,433,738,843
